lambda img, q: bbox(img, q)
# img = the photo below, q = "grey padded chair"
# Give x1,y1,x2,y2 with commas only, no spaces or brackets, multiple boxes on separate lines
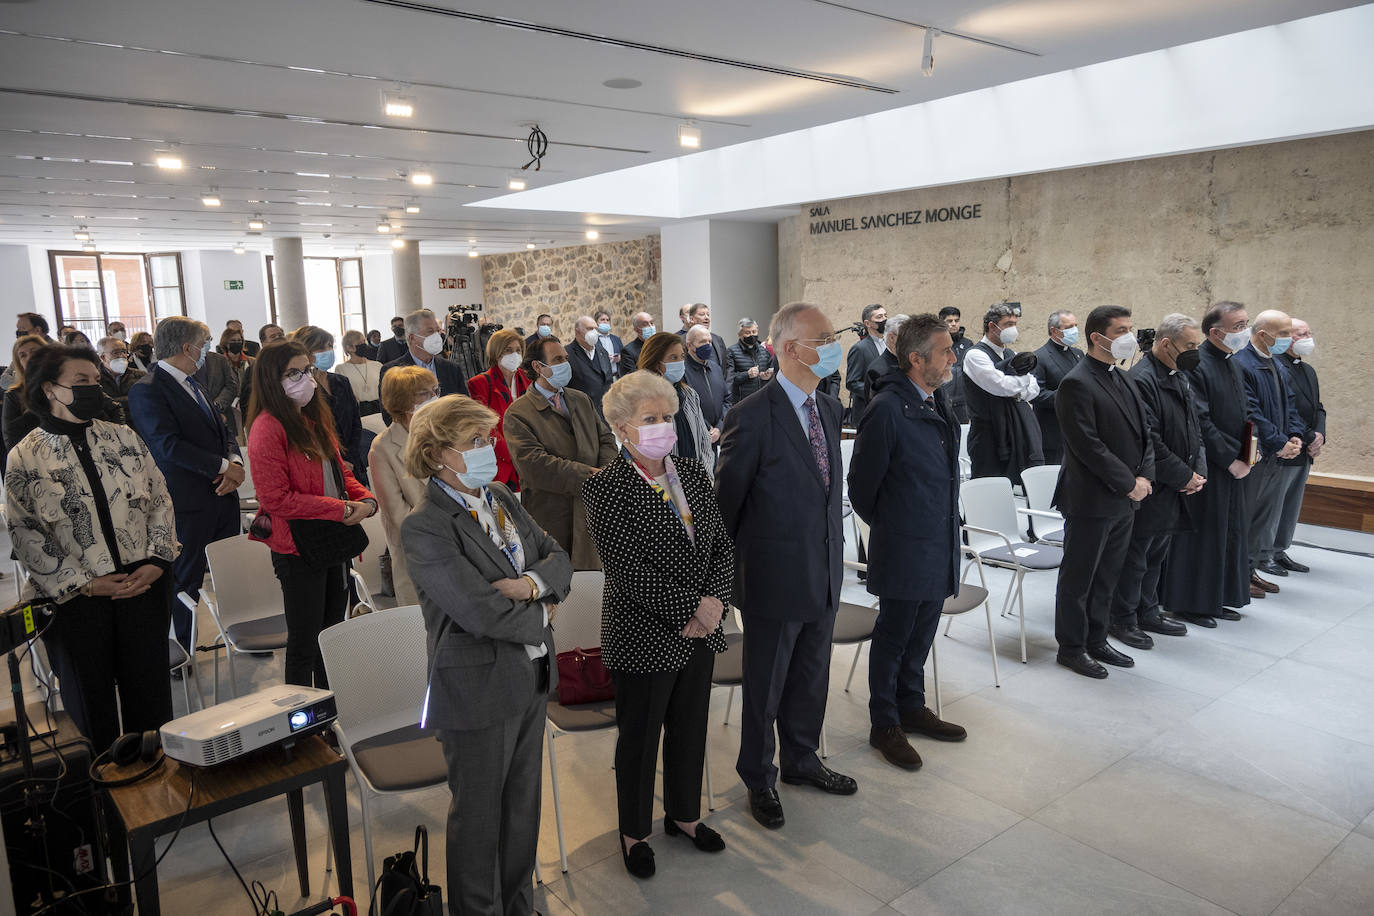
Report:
203,534,289,700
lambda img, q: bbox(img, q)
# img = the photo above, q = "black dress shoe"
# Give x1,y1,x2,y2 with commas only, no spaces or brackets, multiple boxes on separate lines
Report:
1175,612,1218,628
748,788,785,829
780,764,858,795
620,838,655,878
1217,609,1243,621
1257,560,1289,577
1275,551,1310,573
664,818,726,852
1088,642,1134,668
1107,624,1154,650
899,706,967,742
870,725,923,770
1139,613,1187,637
1057,652,1108,679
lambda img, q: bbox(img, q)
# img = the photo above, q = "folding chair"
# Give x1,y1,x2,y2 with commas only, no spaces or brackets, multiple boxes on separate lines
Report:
347,514,388,615
236,453,258,530
1019,464,1065,545
172,592,208,712
203,535,289,700
931,551,1000,717
958,424,972,480
703,615,744,812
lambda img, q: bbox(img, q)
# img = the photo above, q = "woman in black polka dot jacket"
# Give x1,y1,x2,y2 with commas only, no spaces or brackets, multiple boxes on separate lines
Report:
584,370,734,880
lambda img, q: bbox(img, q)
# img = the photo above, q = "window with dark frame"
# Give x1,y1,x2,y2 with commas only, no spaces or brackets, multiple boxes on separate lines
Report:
265,255,368,333
47,250,186,339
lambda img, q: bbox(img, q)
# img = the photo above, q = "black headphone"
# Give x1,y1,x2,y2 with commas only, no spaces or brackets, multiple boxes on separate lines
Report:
89,730,164,788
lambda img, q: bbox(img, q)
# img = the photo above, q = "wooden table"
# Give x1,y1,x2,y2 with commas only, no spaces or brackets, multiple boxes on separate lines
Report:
105,734,352,916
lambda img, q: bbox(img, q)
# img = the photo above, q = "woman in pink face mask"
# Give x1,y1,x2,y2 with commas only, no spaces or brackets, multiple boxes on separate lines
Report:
581,370,735,880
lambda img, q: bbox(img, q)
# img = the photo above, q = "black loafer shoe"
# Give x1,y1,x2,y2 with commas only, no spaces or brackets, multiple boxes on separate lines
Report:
748,788,785,829
1217,609,1243,621
664,818,726,852
1275,551,1310,573
1057,652,1108,679
899,706,968,742
1088,642,1135,668
1139,613,1188,637
1175,612,1218,628
1257,560,1289,577
1107,624,1154,650
780,764,858,795
621,838,655,879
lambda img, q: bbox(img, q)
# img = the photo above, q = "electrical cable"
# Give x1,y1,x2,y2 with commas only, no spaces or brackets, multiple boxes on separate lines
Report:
208,817,263,915
252,879,281,916
522,124,547,172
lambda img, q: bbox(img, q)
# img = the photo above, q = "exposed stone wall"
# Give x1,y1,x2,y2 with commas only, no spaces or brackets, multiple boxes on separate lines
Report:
481,235,661,341
779,130,1374,476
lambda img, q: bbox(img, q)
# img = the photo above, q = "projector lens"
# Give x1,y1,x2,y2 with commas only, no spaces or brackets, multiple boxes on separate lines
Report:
289,710,311,731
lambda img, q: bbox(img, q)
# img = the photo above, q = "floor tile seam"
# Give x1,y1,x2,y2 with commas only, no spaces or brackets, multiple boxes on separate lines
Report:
1110,663,1236,706
1279,610,1359,660
1008,743,1140,821
879,813,1028,904
1260,826,1357,916
1223,690,1374,752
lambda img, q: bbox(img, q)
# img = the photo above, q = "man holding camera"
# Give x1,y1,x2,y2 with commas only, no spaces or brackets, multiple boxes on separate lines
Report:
963,303,1044,484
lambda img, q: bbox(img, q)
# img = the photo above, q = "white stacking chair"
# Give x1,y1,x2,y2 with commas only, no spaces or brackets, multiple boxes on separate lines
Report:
236,453,259,529
960,477,1064,663
703,614,744,811
318,605,447,893
172,592,208,712
931,551,1000,717
203,534,289,701
347,514,388,615
1019,464,1065,545
361,413,387,437
958,424,972,480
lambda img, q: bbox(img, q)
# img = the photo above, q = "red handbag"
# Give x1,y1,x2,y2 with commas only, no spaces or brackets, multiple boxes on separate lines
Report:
555,647,615,705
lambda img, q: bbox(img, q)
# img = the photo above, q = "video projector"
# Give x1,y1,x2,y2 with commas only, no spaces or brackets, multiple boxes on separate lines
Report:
160,685,337,767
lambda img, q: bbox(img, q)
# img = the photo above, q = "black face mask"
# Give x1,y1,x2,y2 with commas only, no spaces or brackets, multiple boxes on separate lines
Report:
874,320,887,335
55,383,105,421
1173,345,1201,372
393,327,405,339
742,335,758,348
227,340,245,354
134,345,153,361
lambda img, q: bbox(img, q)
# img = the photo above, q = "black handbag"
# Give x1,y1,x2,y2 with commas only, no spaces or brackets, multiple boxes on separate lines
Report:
372,825,443,916
287,460,369,569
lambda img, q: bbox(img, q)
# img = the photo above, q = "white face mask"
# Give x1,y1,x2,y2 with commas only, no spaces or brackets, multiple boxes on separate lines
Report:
582,329,600,349
421,331,444,356
997,324,1019,346
1222,328,1250,352
499,351,523,373
108,357,128,376
1108,331,1139,361
1291,337,1316,357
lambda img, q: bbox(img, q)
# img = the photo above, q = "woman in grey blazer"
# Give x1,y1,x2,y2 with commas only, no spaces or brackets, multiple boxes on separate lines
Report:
401,394,572,916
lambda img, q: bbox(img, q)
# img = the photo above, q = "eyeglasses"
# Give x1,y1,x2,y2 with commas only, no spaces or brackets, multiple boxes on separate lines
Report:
108,349,130,359
448,437,496,453
796,336,838,348
282,367,311,383
416,387,440,401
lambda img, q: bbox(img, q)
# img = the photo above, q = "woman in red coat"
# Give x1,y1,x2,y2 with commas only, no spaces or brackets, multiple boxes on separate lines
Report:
466,328,531,490
247,340,375,687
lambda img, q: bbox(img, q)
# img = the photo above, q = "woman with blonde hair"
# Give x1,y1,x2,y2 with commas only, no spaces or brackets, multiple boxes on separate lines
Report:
367,365,438,606
466,327,530,490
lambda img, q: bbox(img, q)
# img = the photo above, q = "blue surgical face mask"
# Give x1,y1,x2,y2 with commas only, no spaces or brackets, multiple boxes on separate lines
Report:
1061,327,1080,347
694,344,714,363
543,360,572,389
195,341,210,370
597,322,611,335
641,325,656,340
664,359,686,383
805,340,843,379
537,325,552,338
1269,335,1292,356
314,350,335,371
448,445,498,489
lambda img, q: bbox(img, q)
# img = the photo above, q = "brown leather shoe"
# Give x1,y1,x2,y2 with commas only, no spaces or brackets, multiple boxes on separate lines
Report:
1251,572,1279,594
900,706,968,742
1250,583,1266,599
870,725,923,770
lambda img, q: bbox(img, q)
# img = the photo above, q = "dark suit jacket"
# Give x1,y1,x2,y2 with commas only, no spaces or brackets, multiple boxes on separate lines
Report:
848,372,960,601
129,365,241,517
1277,353,1325,466
864,350,901,405
715,380,844,621
565,342,614,415
1190,340,1248,471
684,356,729,428
402,479,572,732
1129,351,1205,534
378,352,469,424
1051,357,1155,519
1032,339,1082,458
1233,345,1304,458
374,336,407,366
621,337,644,374
582,455,732,673
844,336,880,419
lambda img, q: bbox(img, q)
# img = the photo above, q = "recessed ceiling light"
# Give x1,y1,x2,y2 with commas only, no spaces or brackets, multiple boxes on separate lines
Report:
376,220,392,233
73,227,90,241
155,153,183,170
410,171,433,186
468,249,478,258
404,200,421,214
677,124,702,149
526,242,536,250
233,243,246,255
391,237,406,249
81,242,96,252
468,237,476,244
201,188,221,207
585,229,599,240
382,91,414,118
248,215,265,230
603,77,643,90
507,176,527,191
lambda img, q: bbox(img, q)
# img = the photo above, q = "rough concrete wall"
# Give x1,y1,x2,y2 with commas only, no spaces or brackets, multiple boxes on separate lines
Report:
793,130,1374,476
776,215,803,308
481,235,661,340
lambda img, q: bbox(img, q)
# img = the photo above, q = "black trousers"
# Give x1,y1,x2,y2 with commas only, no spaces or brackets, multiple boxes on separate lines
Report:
270,552,347,687
1055,513,1134,656
171,495,241,649
868,597,943,728
736,611,836,792
40,574,174,752
611,641,715,839
1111,530,1172,628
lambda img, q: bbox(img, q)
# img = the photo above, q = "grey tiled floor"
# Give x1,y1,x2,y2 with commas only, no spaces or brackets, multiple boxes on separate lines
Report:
10,523,1374,915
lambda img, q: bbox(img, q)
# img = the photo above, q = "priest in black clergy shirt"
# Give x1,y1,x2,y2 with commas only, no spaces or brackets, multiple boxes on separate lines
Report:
1033,310,1083,464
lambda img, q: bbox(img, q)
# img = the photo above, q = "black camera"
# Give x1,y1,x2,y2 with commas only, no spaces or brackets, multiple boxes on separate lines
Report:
1137,328,1156,350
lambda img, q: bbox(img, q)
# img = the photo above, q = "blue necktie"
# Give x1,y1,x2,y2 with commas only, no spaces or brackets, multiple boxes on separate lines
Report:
187,377,214,420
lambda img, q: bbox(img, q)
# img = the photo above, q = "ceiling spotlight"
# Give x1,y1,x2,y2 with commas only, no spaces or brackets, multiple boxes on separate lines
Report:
155,150,183,170
248,215,265,230
410,171,433,186
468,249,479,258
73,227,90,241
382,91,415,118
404,200,421,214
391,237,406,249
82,243,97,253
922,28,939,77
233,243,246,255
376,220,392,233
526,242,536,250
677,123,702,149
585,229,599,240
202,188,221,207
507,176,527,191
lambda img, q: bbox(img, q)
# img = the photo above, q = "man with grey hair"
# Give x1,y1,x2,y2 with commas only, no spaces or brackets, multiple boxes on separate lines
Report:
726,317,774,401
1033,309,1082,463
684,324,728,436
130,315,245,653
963,303,1043,484
565,314,614,416
717,302,856,831
95,334,144,421
620,311,656,373
1272,317,1324,573
1110,313,1206,648
864,313,909,404
679,303,729,371
379,308,468,423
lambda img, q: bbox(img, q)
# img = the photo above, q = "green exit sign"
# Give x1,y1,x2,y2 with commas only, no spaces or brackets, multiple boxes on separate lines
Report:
224,280,244,290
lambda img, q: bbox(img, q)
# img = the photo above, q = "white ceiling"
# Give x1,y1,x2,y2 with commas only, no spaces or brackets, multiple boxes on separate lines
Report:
0,0,1361,255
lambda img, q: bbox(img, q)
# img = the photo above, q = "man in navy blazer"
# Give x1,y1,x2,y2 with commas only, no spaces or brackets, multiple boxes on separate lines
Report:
129,317,245,652
379,309,469,424
565,316,614,416
847,315,967,771
715,302,855,831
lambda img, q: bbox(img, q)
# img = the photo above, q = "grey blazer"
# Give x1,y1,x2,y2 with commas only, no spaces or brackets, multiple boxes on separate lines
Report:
401,478,573,732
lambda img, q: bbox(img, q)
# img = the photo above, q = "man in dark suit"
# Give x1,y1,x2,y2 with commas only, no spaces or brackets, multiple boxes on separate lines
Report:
565,315,614,416
937,307,974,422
684,325,729,430
848,315,966,771
524,313,554,350
592,309,624,378
843,304,886,424
620,312,655,374
716,302,856,831
129,317,245,653
1273,318,1325,572
1110,314,1205,649
374,315,408,365
379,309,469,424
1052,305,1155,679
1032,310,1082,463
863,314,907,405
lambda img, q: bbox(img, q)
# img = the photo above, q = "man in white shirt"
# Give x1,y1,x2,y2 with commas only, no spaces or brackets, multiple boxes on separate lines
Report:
962,303,1045,483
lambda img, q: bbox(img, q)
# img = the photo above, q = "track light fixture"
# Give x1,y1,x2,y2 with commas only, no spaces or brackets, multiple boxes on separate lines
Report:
391,237,406,249
922,28,939,77
677,123,702,149
233,243,246,254
468,249,478,258
81,242,97,253
383,90,415,118
526,242,536,250
404,200,421,214
377,220,392,233
202,188,221,207
248,215,265,230
585,229,599,240
507,176,527,191
410,171,433,186
74,227,90,241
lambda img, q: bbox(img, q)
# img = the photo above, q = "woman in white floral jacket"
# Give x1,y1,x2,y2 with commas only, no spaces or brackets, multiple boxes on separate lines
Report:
5,345,179,750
